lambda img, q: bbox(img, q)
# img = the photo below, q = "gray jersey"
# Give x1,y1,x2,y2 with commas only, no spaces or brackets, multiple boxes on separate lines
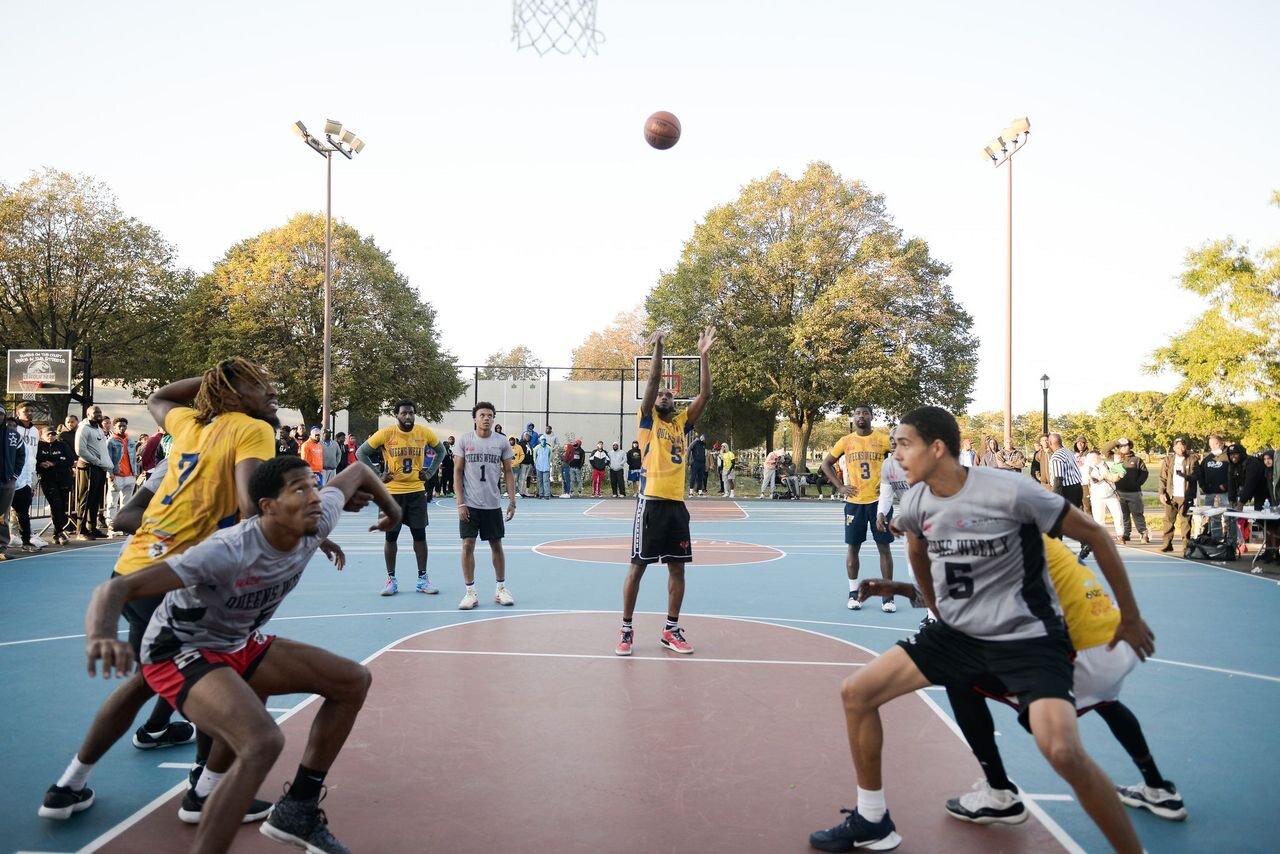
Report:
457,430,513,510
894,466,1070,642
140,487,344,663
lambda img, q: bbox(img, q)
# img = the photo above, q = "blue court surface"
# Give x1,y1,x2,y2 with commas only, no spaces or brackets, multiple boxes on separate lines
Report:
2,497,1276,852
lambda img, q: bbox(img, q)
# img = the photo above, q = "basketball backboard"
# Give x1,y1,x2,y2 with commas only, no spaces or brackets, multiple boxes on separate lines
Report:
633,355,700,403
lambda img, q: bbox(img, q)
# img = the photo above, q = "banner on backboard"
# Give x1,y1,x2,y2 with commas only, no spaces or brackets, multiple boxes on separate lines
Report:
7,349,74,395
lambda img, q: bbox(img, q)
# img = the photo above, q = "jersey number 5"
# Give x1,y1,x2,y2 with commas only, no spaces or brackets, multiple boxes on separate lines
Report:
944,562,974,599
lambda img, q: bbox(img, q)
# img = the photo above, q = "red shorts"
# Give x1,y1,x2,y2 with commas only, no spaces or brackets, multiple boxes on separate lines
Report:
142,632,275,714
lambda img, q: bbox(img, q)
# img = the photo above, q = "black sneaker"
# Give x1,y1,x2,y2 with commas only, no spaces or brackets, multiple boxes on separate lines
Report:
809,808,901,852
261,790,350,854
132,721,197,749
38,784,95,820
944,780,1028,825
178,787,273,824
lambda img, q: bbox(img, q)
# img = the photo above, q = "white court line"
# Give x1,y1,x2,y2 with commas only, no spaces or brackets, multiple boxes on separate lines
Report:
267,707,294,713
156,762,195,770
1027,794,1076,802
387,648,861,667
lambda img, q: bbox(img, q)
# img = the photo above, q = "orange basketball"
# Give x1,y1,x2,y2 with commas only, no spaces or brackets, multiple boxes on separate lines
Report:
643,111,681,150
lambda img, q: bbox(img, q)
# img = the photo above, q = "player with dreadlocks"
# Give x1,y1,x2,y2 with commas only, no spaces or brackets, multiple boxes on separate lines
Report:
40,359,299,825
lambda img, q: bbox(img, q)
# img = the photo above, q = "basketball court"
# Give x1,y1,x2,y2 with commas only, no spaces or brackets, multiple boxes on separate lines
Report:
3,496,1278,853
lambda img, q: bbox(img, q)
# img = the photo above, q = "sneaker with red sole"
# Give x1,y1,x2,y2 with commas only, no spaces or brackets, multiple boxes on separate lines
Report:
615,628,633,656
659,627,693,654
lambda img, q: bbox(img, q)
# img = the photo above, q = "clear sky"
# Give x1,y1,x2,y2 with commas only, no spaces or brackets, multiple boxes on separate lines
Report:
5,0,1277,416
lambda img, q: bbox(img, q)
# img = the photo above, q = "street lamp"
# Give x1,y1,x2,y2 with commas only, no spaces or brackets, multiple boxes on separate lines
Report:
983,116,1031,450
293,119,365,434
1040,374,1050,434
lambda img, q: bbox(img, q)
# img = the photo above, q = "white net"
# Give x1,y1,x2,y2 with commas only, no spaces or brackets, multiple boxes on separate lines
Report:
512,0,604,57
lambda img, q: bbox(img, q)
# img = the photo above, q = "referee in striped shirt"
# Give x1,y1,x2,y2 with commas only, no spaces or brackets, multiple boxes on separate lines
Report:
1047,433,1083,508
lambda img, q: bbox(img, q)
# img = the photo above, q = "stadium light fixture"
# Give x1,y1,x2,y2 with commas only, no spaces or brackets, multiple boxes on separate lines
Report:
983,116,1031,450
293,118,366,434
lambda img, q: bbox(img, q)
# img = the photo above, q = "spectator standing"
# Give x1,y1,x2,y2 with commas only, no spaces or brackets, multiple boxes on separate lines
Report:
105,418,138,536
299,427,325,485
0,405,26,559
333,432,349,474
708,442,723,494
563,439,585,496
687,434,708,496
37,425,74,544
508,436,526,496
589,441,610,497
438,437,456,496
719,441,736,497
1031,434,1052,489
958,437,977,468
1227,443,1269,552
10,402,41,550
1084,449,1125,544
532,435,553,499
74,406,111,540
1074,437,1094,516
344,433,358,472
275,424,298,458
1194,434,1230,542
517,432,534,495
1113,439,1150,543
760,447,783,498
1158,438,1198,553
626,440,643,494
525,423,540,449
608,442,627,497
321,429,341,484
139,429,164,477
543,425,558,450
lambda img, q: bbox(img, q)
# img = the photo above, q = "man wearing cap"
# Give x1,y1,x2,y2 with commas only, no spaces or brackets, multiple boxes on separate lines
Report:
299,427,325,486
1158,438,1198,553
1113,439,1150,543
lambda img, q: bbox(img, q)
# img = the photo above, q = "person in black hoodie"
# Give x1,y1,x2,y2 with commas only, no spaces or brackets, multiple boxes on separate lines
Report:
1112,439,1150,543
1195,434,1231,544
37,426,76,545
0,407,27,559
625,440,643,494
687,433,707,496
1227,443,1270,554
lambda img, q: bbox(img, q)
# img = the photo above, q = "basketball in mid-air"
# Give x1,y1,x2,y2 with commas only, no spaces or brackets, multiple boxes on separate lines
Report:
643,111,681,150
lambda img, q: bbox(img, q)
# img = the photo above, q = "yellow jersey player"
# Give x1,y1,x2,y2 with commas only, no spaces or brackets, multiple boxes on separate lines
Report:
820,406,894,612
617,326,714,657
41,358,283,825
357,399,446,596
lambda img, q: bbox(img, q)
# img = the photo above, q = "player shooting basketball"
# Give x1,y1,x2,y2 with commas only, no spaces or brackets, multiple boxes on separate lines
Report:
616,325,714,656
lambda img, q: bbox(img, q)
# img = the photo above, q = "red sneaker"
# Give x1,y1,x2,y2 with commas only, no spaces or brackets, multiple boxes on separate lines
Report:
659,627,693,654
615,628,634,656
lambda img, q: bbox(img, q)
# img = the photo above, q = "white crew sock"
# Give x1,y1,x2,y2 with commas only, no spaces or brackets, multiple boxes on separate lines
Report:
57,757,94,790
857,787,887,822
848,579,859,593
194,768,225,798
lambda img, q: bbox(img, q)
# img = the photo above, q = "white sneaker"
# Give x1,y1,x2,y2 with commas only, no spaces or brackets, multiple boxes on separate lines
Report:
847,592,862,610
559,493,572,499
881,600,897,613
945,780,1028,825
728,491,734,497
29,536,48,549
1116,782,1187,821
458,589,479,610
495,586,514,606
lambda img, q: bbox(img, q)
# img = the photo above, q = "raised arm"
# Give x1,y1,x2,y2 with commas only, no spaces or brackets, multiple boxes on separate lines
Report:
684,325,716,429
147,377,203,428
639,330,666,417
326,459,401,530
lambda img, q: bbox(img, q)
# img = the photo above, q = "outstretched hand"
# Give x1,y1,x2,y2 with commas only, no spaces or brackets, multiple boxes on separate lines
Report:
697,325,716,355
319,539,347,571
648,328,669,347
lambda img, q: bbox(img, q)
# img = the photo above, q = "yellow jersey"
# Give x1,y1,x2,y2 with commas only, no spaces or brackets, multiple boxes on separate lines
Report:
1043,535,1120,650
637,406,689,501
830,431,890,504
115,408,275,576
367,423,441,494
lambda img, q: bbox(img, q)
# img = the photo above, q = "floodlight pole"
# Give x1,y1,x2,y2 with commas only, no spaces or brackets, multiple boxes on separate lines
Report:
985,119,1030,451
294,119,363,434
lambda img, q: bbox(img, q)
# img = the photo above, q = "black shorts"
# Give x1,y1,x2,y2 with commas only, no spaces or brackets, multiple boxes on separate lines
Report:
631,496,692,566
844,501,893,546
388,491,429,535
460,507,505,541
114,571,162,657
897,619,1075,709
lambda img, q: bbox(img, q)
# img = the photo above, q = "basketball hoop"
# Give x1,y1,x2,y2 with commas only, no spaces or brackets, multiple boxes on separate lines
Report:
661,374,682,399
18,379,44,392
512,0,604,57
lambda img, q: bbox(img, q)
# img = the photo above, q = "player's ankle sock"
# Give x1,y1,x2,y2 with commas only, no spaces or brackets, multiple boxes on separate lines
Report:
142,697,175,733
466,583,477,593
287,765,328,802
417,571,427,580
194,768,224,797
57,757,94,790
856,787,886,823
664,617,678,632
496,579,505,588
848,579,858,593
621,619,633,632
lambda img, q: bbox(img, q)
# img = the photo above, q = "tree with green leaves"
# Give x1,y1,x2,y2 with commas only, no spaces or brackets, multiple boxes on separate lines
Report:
173,213,463,421
647,162,976,463
479,345,543,381
1149,190,1280,440
0,169,192,421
